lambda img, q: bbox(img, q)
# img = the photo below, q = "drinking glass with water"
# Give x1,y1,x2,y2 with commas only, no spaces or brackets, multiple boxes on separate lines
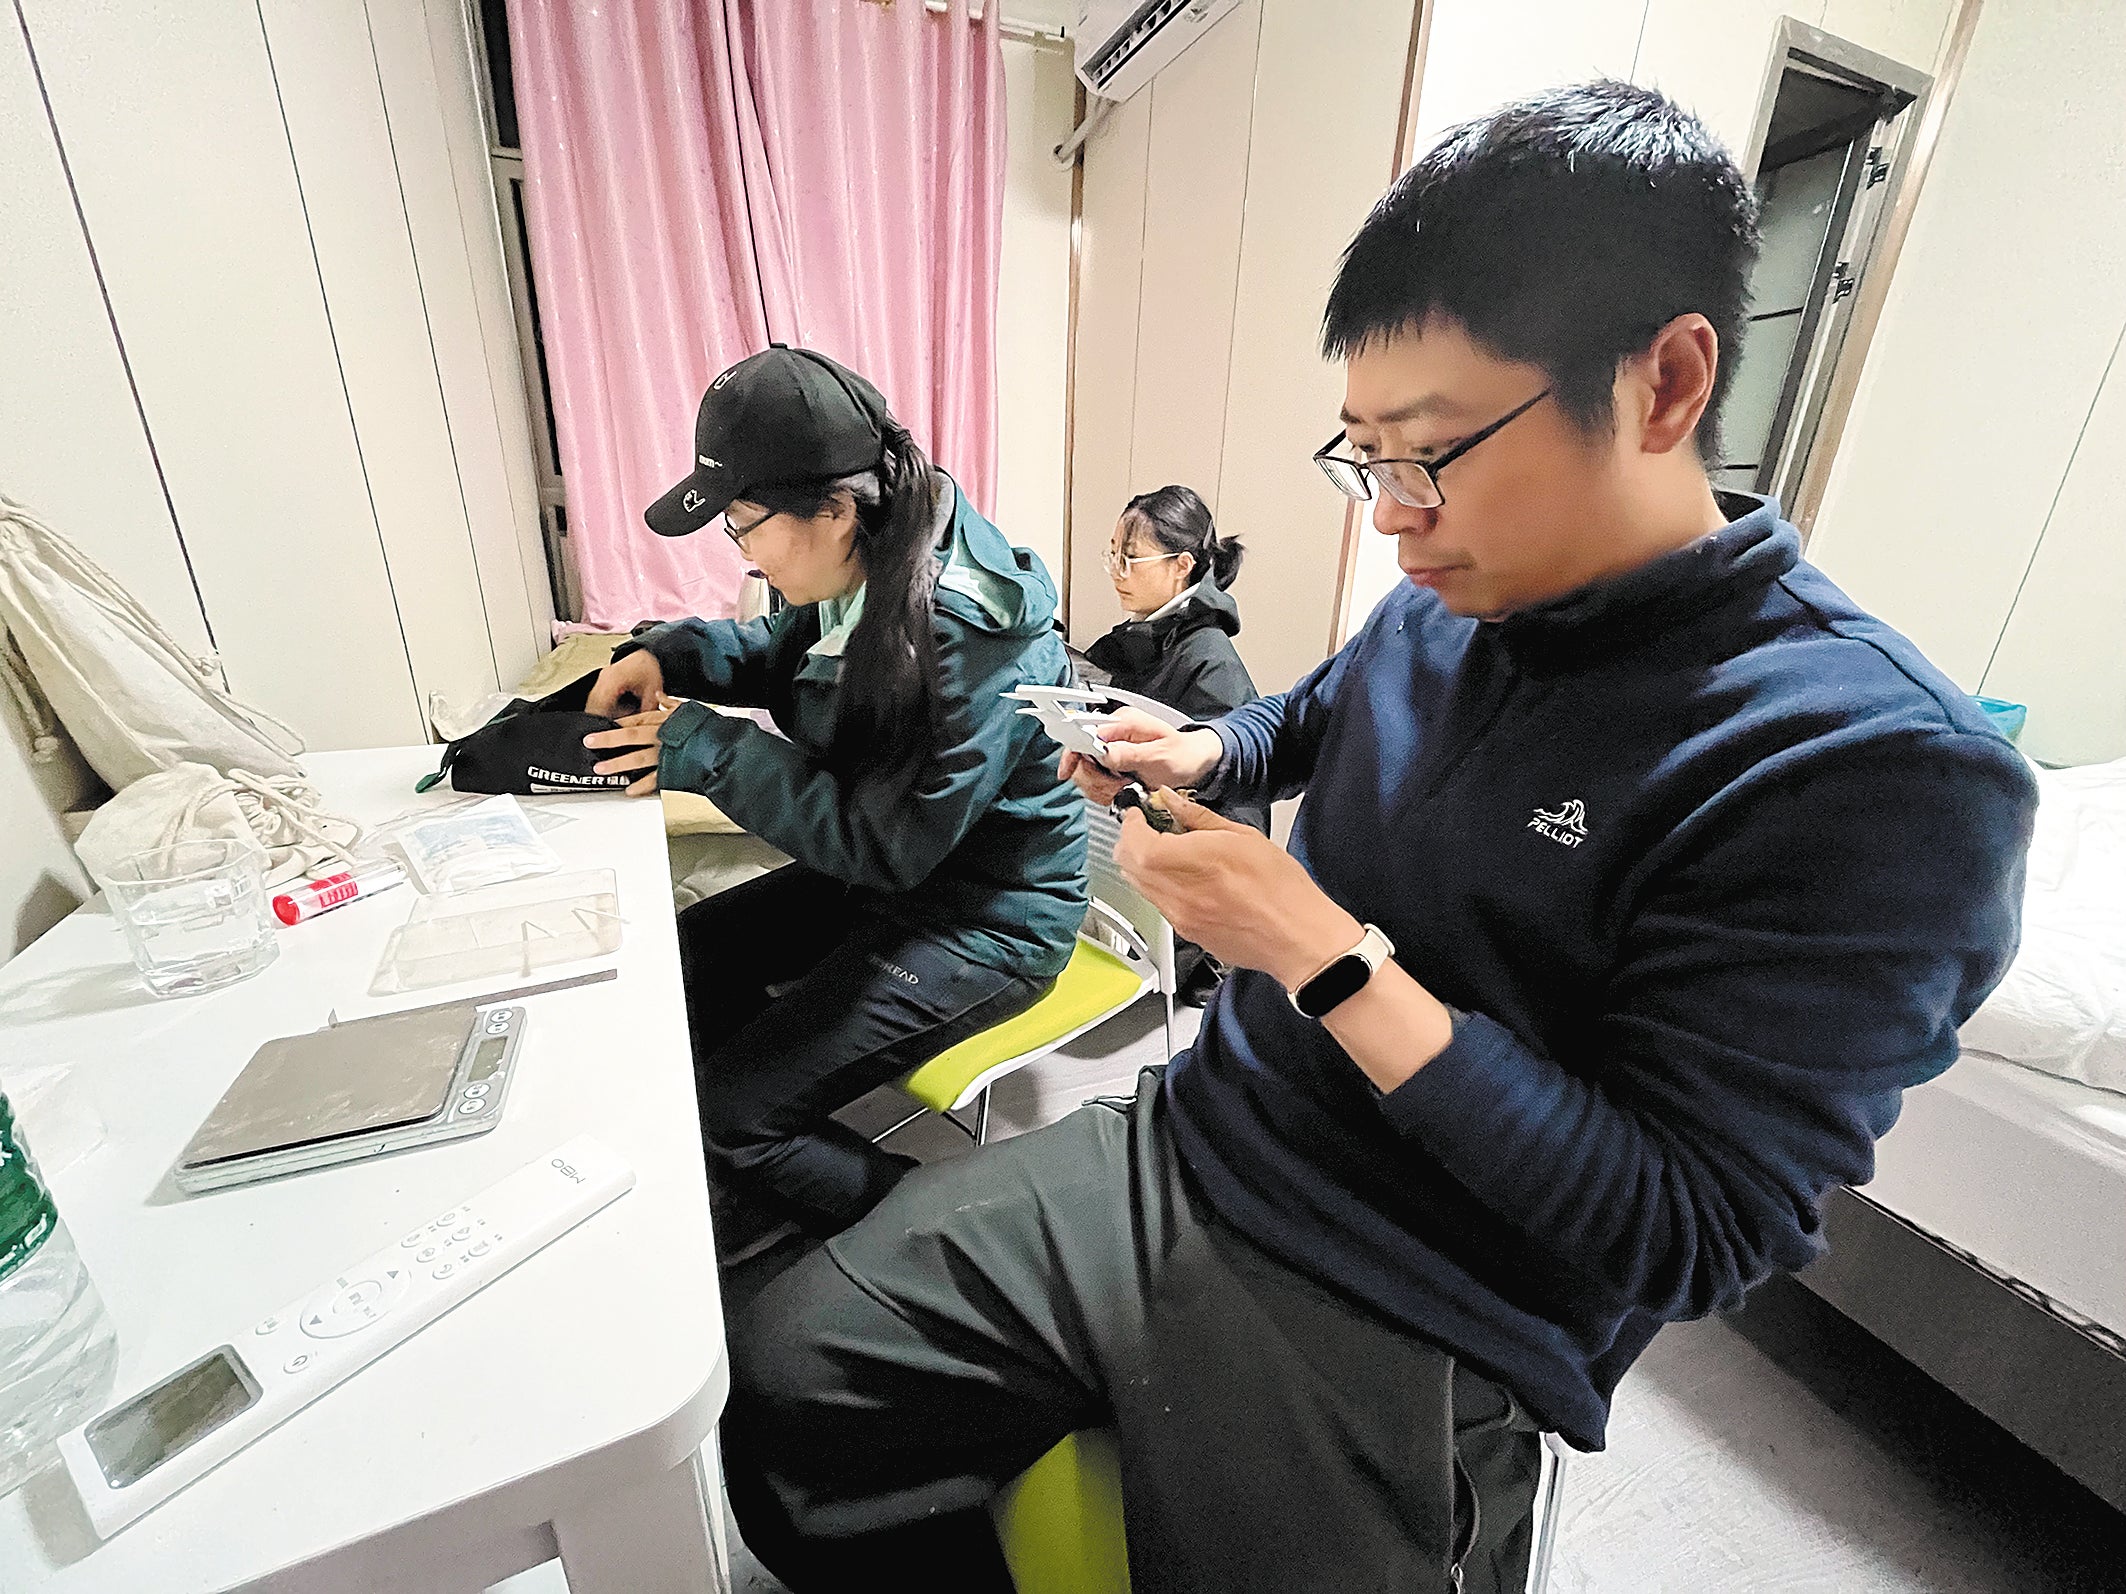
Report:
98,839,279,998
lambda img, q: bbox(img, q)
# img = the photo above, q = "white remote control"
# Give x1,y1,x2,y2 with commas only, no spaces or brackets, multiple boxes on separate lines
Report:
57,1136,635,1538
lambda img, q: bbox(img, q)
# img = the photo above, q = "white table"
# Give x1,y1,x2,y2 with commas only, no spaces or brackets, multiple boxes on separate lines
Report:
0,749,729,1594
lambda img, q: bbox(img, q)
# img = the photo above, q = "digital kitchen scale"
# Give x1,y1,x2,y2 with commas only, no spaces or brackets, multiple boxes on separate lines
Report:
173,1003,527,1193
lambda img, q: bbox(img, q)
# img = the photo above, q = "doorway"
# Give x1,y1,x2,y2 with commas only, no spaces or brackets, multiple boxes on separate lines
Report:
1722,20,1931,516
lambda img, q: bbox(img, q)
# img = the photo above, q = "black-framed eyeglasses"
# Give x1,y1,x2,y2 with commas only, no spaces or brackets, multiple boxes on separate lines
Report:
722,507,773,546
1314,388,1553,509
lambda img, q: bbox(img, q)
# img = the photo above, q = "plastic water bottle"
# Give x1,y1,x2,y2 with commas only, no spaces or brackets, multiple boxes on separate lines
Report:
0,1091,118,1497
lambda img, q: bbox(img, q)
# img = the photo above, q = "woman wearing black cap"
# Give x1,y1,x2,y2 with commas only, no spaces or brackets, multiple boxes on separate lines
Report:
584,347,1087,1260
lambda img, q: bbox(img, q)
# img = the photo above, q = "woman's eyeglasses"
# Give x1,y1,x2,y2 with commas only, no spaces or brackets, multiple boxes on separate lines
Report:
1314,388,1552,509
722,508,773,546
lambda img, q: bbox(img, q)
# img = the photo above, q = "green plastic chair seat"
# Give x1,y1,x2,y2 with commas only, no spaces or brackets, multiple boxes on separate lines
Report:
900,937,1148,1113
993,1429,1131,1594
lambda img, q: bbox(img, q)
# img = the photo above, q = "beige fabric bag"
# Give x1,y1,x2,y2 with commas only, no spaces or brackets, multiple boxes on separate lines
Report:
0,494,363,878
74,763,360,887
0,494,307,790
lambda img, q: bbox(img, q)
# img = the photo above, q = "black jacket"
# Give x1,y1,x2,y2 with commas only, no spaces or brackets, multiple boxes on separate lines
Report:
1086,581,1265,831
1084,581,1257,722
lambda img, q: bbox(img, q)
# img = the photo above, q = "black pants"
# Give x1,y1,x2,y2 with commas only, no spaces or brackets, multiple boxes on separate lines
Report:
679,864,1052,1237
725,1069,1542,1594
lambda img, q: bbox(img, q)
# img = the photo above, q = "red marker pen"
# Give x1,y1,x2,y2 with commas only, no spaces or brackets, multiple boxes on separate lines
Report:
271,862,407,926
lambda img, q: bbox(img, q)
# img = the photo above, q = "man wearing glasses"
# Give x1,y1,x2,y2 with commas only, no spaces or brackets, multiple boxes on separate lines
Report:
723,81,2035,1594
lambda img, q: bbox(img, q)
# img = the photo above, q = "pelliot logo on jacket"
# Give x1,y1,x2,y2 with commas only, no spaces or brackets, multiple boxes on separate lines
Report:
1529,799,1589,848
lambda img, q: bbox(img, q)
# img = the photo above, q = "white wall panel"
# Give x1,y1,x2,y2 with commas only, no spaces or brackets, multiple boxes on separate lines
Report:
1819,0,1956,72
1067,88,1154,636
260,0,502,715
1980,325,2126,767
1,11,187,954
1124,0,1261,502
1215,0,1412,695
0,13,208,656
1408,0,1647,156
1070,0,1415,672
995,36,1075,586
386,0,556,689
1633,0,1822,157
21,0,423,750
1809,0,2126,694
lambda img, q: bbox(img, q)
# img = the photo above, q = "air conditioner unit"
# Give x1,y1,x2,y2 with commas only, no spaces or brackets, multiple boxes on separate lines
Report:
1072,0,1244,103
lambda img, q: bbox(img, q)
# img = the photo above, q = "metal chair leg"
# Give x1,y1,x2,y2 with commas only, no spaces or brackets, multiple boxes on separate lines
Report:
916,1095,987,1145
1526,1434,1567,1594
869,1105,930,1146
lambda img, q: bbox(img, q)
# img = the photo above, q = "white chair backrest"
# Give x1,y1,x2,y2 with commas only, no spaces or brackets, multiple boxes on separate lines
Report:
1084,805,1176,997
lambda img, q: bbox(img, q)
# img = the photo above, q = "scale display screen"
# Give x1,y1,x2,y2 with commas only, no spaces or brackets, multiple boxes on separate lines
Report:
469,1036,509,1081
86,1347,260,1488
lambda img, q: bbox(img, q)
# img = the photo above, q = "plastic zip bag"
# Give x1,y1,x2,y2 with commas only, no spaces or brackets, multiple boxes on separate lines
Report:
388,795,560,896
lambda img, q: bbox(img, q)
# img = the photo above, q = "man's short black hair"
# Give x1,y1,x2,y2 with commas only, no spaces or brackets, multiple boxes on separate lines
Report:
1322,79,1759,465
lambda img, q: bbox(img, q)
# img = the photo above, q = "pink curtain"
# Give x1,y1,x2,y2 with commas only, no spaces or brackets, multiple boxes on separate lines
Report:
506,0,1006,631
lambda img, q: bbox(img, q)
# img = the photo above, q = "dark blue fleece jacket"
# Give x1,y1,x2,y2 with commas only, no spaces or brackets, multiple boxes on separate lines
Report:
1168,497,2036,1449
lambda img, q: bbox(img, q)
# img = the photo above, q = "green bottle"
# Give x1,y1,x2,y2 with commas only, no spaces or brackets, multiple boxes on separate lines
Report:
0,1093,59,1281
0,1091,118,1497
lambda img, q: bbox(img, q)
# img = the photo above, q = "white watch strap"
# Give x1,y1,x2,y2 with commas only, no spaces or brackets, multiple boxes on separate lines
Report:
1287,923,1396,1015
1352,923,1395,974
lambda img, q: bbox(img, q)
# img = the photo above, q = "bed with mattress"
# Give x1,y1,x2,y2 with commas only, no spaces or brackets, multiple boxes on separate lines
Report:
1801,755,2126,1509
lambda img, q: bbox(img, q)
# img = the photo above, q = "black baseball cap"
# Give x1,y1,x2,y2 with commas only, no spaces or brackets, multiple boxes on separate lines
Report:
645,345,890,537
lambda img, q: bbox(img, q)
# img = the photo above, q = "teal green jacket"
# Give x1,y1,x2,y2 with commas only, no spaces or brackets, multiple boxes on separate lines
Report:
636,481,1088,979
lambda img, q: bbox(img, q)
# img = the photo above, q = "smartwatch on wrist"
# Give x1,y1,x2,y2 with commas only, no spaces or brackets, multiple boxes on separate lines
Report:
1288,924,1395,1020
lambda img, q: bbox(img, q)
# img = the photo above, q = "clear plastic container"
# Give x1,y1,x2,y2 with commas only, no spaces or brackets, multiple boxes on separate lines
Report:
0,1092,118,1498
368,869,623,996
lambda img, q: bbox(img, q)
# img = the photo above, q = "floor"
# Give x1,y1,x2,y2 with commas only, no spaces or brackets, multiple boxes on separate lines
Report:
495,993,2126,1594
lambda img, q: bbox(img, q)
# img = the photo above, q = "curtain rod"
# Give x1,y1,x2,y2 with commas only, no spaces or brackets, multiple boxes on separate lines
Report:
921,2,1071,48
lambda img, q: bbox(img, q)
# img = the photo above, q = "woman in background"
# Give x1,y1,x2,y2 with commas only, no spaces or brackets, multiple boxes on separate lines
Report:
1086,485,1257,723
1087,485,1261,1001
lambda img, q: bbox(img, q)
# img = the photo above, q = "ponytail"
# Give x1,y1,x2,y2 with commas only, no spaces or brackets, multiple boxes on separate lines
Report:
1204,533,1244,590
744,423,945,780
835,424,943,778
1122,484,1245,591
